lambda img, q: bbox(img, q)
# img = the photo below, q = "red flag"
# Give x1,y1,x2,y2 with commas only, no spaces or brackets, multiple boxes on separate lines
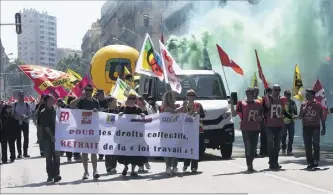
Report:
29,95,36,102
71,76,91,97
161,34,164,44
9,96,16,103
216,44,244,75
24,96,30,102
313,79,328,120
255,49,269,89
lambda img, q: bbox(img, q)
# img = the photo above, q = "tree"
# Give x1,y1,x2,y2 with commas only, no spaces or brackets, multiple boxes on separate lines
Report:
56,53,86,77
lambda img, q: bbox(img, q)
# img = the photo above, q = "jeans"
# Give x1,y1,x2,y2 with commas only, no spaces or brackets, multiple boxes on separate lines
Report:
242,131,259,166
281,122,295,152
16,122,29,155
164,157,178,168
44,140,60,178
266,127,283,167
303,127,320,165
105,155,117,170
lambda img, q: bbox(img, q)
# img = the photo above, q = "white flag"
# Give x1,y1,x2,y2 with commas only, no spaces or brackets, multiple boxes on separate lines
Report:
159,40,182,94
135,33,164,81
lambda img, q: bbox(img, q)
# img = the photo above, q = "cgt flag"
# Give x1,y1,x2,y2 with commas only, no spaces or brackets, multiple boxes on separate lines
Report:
313,79,328,120
292,64,304,101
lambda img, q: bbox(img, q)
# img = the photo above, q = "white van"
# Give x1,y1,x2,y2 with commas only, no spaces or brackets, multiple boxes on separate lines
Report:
138,70,236,159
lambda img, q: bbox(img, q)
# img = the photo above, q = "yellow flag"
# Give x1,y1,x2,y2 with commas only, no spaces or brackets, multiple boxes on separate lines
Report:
250,72,258,88
110,78,138,102
124,66,131,75
293,64,304,101
67,69,82,81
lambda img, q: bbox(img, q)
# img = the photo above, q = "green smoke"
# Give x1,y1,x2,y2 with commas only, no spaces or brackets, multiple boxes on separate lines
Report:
165,0,332,92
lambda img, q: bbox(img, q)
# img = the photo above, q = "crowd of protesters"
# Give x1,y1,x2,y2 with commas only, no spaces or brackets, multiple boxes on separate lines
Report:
0,82,331,183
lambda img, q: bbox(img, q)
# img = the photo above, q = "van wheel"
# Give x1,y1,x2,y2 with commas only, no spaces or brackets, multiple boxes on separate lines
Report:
220,143,232,159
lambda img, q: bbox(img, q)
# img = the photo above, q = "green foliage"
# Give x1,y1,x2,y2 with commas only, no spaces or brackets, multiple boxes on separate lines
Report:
56,53,85,77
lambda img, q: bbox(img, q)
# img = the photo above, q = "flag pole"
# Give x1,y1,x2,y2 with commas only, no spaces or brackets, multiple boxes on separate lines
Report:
291,64,296,101
221,65,231,95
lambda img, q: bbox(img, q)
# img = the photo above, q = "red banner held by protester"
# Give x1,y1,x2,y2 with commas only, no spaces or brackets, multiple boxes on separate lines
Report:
313,79,328,120
216,44,244,75
255,49,269,89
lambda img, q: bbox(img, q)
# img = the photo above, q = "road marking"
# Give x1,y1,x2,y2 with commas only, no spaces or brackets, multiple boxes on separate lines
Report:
223,160,333,194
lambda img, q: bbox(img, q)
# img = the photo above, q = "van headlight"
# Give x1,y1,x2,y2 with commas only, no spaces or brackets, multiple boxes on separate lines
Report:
222,111,231,119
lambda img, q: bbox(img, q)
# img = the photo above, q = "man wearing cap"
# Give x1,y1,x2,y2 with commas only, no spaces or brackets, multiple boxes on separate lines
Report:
12,91,31,158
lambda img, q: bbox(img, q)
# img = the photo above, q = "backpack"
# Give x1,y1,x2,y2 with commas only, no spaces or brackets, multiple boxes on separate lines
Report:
14,102,29,113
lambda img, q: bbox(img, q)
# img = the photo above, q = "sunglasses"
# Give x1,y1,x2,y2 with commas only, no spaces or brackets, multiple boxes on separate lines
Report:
85,88,93,92
273,88,281,91
128,97,136,100
187,94,195,97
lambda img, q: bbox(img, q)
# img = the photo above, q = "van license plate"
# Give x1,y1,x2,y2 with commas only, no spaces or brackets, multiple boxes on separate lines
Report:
204,139,209,143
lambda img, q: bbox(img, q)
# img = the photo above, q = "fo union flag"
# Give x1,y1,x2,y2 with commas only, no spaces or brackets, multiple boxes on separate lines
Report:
313,79,328,120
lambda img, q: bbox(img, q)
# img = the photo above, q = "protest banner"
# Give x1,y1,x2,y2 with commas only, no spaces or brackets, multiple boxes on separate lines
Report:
55,108,199,160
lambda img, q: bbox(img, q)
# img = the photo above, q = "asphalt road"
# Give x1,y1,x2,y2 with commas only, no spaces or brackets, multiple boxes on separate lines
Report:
1,123,333,194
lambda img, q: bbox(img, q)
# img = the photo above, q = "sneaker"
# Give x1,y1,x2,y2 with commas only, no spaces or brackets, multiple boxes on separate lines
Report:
67,158,72,163
287,151,293,156
166,167,172,175
98,156,103,161
138,166,144,173
130,172,138,177
40,152,45,157
23,154,30,158
106,168,111,173
2,161,8,164
144,163,151,170
171,167,178,174
110,168,117,174
307,164,314,169
82,172,89,180
54,175,62,182
17,154,22,159
47,176,53,182
93,172,100,179
281,150,286,154
10,159,15,163
182,166,188,172
191,168,197,173
122,166,128,176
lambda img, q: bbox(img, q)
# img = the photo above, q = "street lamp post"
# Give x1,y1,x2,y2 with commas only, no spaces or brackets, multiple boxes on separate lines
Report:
143,14,169,34
122,27,142,38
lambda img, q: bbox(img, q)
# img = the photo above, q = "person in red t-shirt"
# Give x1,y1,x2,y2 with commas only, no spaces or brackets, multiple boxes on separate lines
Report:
231,87,263,172
300,89,326,169
262,84,285,170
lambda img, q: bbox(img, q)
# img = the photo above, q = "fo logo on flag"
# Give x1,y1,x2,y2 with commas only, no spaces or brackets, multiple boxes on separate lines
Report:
81,112,92,124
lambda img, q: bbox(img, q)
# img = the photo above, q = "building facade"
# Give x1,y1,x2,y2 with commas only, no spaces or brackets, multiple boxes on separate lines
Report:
56,48,82,63
0,39,10,73
81,19,101,74
100,0,169,51
17,9,57,67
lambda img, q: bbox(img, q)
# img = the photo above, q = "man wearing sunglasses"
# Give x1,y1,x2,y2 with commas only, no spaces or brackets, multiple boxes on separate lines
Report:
70,84,100,180
263,84,286,170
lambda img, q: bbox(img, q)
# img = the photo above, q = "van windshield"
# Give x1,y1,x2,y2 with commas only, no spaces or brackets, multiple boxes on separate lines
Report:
157,74,227,101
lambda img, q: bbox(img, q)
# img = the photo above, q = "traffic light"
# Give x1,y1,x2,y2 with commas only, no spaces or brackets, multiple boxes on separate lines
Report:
15,13,22,34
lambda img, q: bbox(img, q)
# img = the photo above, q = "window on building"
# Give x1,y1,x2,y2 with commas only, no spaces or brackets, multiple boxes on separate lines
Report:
41,52,45,55
29,20,33,23
50,42,55,46
40,25,44,28
19,47,22,50
48,22,55,25
49,58,55,62
48,27,54,31
50,48,55,51
41,36,44,39
40,20,44,23
40,46,45,49
49,37,55,41
48,32,55,36
40,30,44,34
40,41,45,44
49,53,55,57
40,57,45,60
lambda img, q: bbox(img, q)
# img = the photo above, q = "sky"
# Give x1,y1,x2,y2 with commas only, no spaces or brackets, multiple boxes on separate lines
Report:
0,0,106,58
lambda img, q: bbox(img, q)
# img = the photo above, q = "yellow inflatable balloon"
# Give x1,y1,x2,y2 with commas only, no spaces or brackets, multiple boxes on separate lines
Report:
90,45,139,94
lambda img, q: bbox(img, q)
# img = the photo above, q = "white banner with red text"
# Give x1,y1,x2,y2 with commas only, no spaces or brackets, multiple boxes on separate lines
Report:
55,109,199,160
